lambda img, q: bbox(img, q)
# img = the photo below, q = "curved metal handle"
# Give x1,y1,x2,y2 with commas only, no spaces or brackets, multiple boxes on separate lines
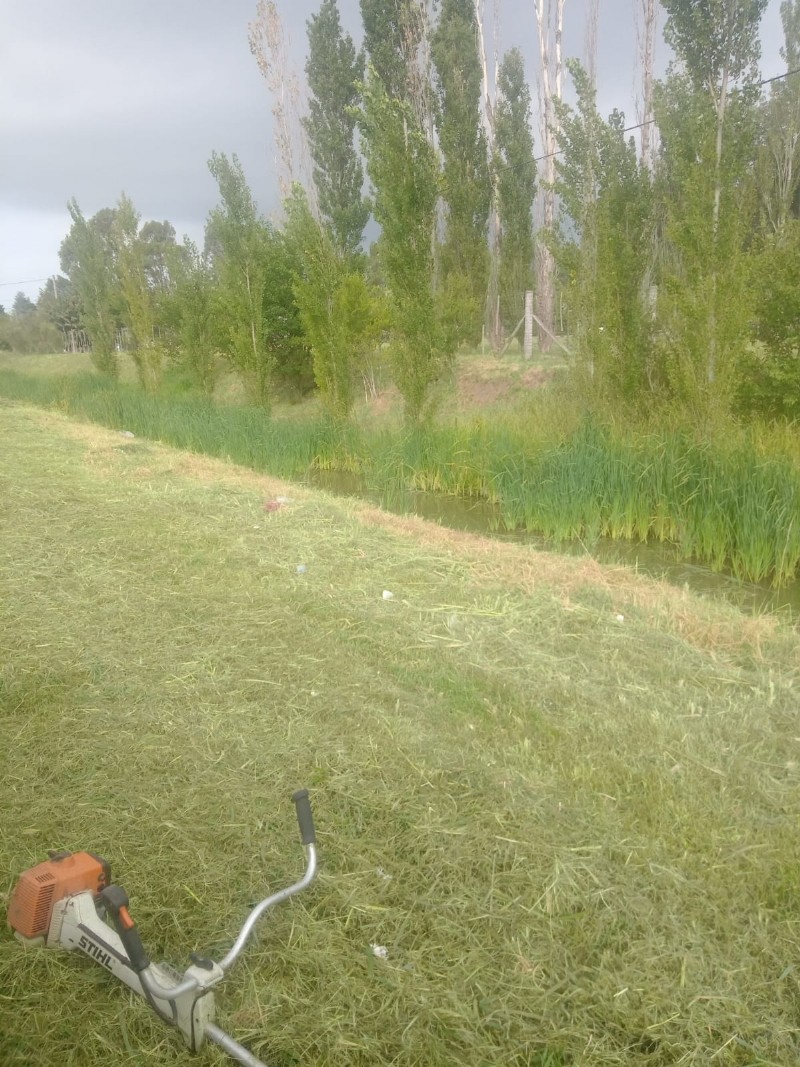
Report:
217,791,318,974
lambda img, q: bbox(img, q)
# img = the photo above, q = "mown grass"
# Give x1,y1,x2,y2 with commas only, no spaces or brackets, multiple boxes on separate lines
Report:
0,365,798,587
2,403,800,1067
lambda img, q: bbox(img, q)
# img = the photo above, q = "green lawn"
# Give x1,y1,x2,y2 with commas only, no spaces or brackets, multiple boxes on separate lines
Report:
1,401,799,1066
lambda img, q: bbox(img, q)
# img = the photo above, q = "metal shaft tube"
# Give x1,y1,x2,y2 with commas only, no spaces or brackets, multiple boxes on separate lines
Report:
205,1022,271,1067
218,845,317,973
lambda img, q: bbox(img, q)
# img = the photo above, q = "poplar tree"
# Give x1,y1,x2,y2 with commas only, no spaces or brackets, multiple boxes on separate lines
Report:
206,152,277,408
359,0,411,100
358,75,448,421
170,241,219,397
304,0,369,256
286,190,383,421
555,62,654,404
656,0,766,411
431,0,490,341
60,201,120,380
113,194,165,392
494,48,536,330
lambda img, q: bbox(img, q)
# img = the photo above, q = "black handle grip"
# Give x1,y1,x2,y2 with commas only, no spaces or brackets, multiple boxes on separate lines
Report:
100,886,151,973
117,920,151,973
292,788,317,845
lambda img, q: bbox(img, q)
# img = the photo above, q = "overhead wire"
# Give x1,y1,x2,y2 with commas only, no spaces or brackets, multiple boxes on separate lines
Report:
525,64,800,167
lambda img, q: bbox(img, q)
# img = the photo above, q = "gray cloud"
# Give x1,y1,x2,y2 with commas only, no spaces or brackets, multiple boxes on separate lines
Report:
0,0,787,301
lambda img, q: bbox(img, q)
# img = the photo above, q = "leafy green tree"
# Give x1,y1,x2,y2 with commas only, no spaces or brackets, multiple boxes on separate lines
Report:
739,219,800,417
60,200,121,380
0,309,62,354
304,0,369,256
659,0,767,395
206,152,277,407
12,292,35,315
359,0,410,100
169,240,220,396
139,219,181,291
37,276,82,336
358,74,450,422
756,0,800,232
113,194,166,392
286,189,384,420
431,0,490,342
495,48,536,330
554,61,655,405
654,76,758,417
207,153,307,405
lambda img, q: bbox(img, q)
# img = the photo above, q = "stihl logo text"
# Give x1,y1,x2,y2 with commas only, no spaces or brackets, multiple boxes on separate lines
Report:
79,934,114,971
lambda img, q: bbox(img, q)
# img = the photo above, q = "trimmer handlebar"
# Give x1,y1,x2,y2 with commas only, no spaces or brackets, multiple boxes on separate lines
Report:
123,789,318,996
292,788,317,845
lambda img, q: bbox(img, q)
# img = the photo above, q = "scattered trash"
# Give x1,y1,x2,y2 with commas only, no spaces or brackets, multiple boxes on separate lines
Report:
119,430,135,438
296,564,307,574
375,867,392,882
275,495,293,505
615,614,625,623
382,590,394,600
370,944,389,960
264,499,283,512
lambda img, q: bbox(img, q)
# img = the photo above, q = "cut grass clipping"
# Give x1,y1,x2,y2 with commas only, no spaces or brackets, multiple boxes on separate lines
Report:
2,401,800,1067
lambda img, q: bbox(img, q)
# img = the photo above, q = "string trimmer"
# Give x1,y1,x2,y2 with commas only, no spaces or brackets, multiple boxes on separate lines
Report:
7,789,317,1067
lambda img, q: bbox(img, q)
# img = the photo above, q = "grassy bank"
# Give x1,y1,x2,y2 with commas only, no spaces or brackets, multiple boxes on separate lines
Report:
0,364,799,587
2,403,799,1066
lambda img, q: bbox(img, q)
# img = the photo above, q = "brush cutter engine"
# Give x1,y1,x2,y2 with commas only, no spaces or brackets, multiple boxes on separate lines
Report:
8,790,318,1067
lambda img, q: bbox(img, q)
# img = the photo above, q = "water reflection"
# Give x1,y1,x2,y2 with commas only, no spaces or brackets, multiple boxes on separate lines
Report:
307,468,800,618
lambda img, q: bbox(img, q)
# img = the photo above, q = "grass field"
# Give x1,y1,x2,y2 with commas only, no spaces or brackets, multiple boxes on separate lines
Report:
2,400,800,1066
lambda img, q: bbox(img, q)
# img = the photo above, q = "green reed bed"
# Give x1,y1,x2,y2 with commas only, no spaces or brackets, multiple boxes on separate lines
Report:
492,425,800,587
1,368,798,587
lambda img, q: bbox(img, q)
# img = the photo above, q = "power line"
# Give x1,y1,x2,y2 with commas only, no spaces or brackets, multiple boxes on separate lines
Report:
0,276,51,289
526,64,800,167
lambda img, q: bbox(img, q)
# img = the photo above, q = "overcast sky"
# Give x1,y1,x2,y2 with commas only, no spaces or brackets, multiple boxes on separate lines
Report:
0,0,787,305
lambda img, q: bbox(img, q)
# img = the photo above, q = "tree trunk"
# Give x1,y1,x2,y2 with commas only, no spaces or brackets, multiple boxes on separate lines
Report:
636,0,657,168
708,64,729,385
474,0,502,350
533,0,564,353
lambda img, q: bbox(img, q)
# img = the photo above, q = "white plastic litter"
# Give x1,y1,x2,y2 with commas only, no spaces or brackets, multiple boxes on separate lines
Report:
370,944,389,959
296,564,307,574
615,614,625,622
382,590,394,600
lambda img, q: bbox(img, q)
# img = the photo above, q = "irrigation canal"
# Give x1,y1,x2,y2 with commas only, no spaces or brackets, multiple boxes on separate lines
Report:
308,470,800,618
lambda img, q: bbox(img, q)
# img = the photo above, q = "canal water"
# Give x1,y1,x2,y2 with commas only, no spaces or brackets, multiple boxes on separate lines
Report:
307,470,800,618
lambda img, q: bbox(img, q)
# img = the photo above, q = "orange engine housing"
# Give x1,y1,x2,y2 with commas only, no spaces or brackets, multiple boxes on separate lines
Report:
7,851,111,939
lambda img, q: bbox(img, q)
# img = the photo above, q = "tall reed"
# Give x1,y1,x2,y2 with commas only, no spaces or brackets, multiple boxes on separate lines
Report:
1,369,798,587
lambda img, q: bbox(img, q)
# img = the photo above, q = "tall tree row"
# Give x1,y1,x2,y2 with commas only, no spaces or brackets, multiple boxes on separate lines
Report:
39,0,800,427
